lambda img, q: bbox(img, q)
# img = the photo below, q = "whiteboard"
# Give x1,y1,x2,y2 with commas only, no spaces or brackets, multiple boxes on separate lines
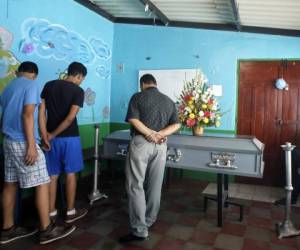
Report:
138,69,199,102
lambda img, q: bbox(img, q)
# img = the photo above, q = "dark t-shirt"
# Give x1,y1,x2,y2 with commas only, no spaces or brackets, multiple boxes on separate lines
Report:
125,87,179,136
41,80,84,137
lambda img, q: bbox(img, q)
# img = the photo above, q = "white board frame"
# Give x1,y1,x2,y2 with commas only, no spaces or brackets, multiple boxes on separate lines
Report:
138,69,199,102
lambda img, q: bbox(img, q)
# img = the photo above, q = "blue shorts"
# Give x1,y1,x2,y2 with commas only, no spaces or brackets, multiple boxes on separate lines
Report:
45,136,84,176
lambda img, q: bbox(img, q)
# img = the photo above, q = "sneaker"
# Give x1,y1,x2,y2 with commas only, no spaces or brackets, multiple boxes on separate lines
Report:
0,225,38,244
119,233,148,244
65,208,88,223
39,223,76,245
50,214,58,222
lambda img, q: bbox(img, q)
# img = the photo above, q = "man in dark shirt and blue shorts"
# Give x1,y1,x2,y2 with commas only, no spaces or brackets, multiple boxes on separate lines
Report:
120,74,181,243
39,62,88,223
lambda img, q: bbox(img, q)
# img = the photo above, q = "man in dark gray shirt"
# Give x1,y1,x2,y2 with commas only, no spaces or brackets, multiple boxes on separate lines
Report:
120,74,181,243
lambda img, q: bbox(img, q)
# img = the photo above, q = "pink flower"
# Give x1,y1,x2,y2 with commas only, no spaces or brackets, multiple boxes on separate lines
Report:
208,99,214,105
179,105,185,112
186,118,196,127
204,111,211,117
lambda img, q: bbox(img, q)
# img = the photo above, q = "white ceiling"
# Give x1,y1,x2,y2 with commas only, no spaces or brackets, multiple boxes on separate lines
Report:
237,0,300,30
91,0,151,18
153,0,235,23
77,0,300,36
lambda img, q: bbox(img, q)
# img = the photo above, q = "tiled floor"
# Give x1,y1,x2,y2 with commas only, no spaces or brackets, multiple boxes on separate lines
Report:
202,183,290,204
2,173,300,250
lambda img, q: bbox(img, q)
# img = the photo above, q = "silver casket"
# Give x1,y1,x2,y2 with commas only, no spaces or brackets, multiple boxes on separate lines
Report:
102,130,264,178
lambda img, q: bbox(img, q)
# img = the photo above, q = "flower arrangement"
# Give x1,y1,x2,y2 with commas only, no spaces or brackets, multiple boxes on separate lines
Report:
178,71,222,129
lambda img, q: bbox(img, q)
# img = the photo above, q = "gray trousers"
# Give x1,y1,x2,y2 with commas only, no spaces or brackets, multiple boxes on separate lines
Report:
125,135,167,237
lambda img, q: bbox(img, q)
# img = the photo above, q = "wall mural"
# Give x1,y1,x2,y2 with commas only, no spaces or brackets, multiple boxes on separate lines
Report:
20,18,112,78
0,27,20,93
58,68,68,80
90,37,111,60
20,18,94,63
96,65,110,79
84,87,96,122
102,105,110,122
18,18,113,124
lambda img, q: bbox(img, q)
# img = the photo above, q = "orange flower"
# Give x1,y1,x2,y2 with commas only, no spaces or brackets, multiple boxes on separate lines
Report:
184,95,192,101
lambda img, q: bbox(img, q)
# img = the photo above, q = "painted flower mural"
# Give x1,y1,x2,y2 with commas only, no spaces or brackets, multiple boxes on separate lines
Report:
84,87,96,122
58,69,68,80
0,27,20,93
0,27,13,50
19,40,35,54
102,105,110,121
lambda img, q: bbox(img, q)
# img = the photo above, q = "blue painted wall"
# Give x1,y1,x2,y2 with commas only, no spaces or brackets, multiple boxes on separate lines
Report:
0,0,114,125
2,0,300,132
111,24,300,131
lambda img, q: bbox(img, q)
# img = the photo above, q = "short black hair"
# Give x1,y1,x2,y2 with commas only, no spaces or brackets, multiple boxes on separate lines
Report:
67,62,87,77
18,61,38,75
140,74,157,85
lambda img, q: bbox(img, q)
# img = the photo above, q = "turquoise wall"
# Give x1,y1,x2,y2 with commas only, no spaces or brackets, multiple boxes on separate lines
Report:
0,0,114,125
2,0,300,134
111,24,300,131
2,1,300,183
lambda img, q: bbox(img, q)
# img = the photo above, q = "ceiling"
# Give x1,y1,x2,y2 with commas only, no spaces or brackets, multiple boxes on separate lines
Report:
74,0,300,37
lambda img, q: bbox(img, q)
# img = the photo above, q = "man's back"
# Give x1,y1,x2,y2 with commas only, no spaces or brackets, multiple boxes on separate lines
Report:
126,87,178,135
41,80,84,137
1,77,40,141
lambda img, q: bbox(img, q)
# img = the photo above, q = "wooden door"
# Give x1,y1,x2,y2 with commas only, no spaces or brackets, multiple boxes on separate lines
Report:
237,61,300,186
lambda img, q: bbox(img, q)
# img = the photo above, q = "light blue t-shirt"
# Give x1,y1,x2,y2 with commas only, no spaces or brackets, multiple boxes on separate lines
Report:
0,76,41,142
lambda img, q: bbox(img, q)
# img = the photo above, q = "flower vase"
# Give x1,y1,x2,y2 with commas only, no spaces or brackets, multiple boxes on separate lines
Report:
192,126,204,136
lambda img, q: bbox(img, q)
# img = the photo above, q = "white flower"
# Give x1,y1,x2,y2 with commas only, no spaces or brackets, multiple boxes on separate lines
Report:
201,95,208,102
199,111,204,117
185,107,192,113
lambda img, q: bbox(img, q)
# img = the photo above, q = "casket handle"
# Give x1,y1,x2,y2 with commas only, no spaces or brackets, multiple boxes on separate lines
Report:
116,149,127,156
207,161,238,170
167,148,182,163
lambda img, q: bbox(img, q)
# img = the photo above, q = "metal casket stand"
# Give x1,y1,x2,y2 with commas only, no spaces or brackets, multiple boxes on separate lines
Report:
88,124,108,205
276,142,300,238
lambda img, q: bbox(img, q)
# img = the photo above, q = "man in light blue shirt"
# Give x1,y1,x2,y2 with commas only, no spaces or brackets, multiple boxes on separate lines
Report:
1,68,41,142
0,61,75,245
